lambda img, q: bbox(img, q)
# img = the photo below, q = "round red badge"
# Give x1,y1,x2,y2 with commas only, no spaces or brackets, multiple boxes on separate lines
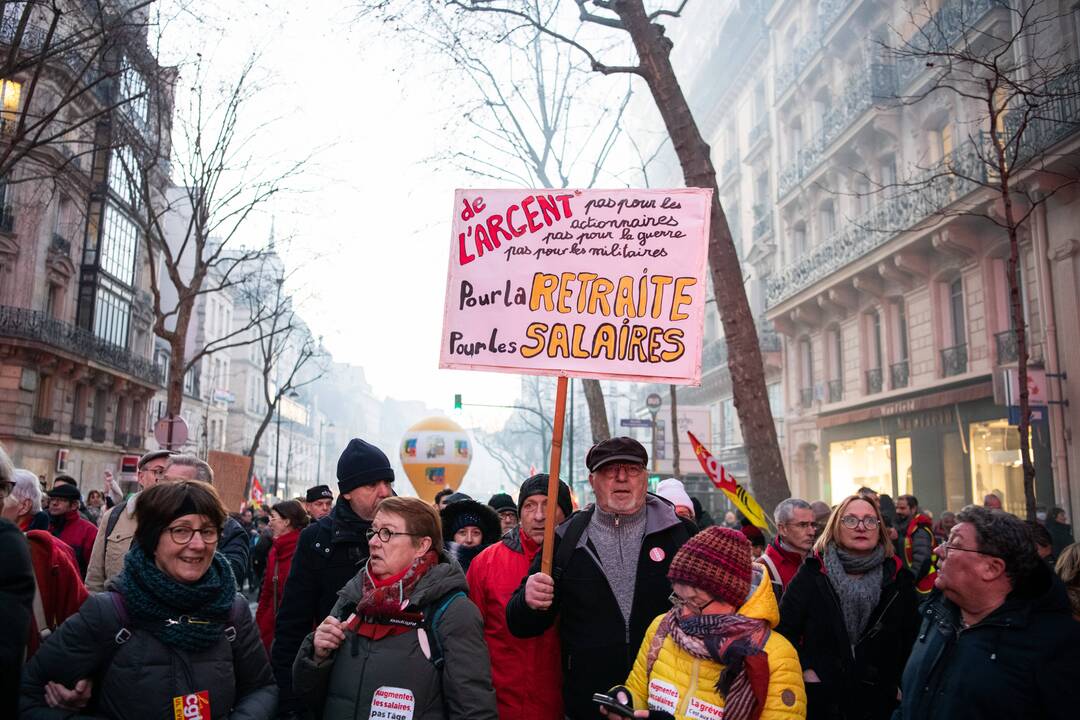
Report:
649,547,666,562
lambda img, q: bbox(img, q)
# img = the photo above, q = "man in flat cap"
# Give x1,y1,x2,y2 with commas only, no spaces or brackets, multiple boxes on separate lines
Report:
304,484,334,521
506,437,697,719
46,482,97,578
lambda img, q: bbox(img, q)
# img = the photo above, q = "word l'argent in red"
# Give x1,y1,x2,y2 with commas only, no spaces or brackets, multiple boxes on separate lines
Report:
458,193,574,266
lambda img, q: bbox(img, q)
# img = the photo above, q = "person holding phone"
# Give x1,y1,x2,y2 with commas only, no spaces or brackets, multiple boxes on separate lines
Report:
615,526,806,720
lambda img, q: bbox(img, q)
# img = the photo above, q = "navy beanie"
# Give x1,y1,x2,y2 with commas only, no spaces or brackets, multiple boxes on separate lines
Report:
336,439,394,494
517,473,573,519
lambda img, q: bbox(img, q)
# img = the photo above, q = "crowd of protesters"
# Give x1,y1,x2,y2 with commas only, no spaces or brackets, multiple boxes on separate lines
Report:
3,433,1080,720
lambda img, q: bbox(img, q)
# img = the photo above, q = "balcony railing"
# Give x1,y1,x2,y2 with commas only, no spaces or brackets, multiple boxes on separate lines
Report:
778,58,897,198
800,388,814,409
866,367,884,394
124,432,143,449
767,142,988,306
752,205,773,240
995,329,1019,364
0,305,162,386
894,0,1004,89
890,360,910,389
114,430,127,446
774,0,856,98
32,416,55,435
701,320,781,372
91,426,107,443
1002,69,1080,167
70,422,87,440
748,118,769,148
828,379,843,403
942,344,968,377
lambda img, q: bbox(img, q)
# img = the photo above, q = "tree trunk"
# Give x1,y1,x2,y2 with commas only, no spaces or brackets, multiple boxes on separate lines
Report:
615,2,789,513
582,378,612,442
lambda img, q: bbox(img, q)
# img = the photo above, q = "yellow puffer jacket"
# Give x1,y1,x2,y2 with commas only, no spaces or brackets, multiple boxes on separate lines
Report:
625,567,806,720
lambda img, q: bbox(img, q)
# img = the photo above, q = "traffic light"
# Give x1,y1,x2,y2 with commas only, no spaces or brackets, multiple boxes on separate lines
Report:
454,393,462,409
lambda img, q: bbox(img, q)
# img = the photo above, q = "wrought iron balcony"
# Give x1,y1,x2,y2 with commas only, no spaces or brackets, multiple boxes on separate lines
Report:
895,0,1003,89
800,388,814,409
890,360,909,389
748,118,769,148
773,0,856,98
125,432,143,449
91,426,107,443
32,416,55,435
0,305,162,386
767,142,988,306
866,367,884,394
942,344,968,377
828,379,843,403
995,329,1019,364
114,430,127,446
70,422,87,440
1003,70,1080,166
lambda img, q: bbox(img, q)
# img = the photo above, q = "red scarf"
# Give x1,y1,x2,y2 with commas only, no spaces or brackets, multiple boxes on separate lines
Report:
346,551,439,641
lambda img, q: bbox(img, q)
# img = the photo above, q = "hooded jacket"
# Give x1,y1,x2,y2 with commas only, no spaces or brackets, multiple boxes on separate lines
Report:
49,508,97,578
466,528,562,720
256,528,301,651
898,561,1080,720
24,530,88,658
760,538,805,597
776,552,919,720
506,495,697,719
272,498,373,714
20,586,277,719
292,553,498,720
625,566,806,720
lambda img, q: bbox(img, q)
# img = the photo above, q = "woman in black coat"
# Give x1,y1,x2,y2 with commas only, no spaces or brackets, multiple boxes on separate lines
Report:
777,494,919,720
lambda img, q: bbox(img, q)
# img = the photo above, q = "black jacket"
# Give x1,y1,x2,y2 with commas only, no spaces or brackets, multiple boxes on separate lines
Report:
20,591,277,719
505,496,695,719
777,552,919,720
1,519,34,720
221,516,251,587
897,561,1080,720
271,498,372,715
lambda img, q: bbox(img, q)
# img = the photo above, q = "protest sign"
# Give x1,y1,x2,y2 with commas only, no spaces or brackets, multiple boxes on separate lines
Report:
207,451,251,512
439,188,712,385
687,432,771,531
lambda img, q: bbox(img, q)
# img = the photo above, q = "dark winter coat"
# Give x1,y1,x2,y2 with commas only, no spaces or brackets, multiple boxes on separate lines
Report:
777,552,919,720
292,553,498,720
271,499,372,715
1,519,34,720
220,516,251,587
505,496,696,719
20,591,277,719
897,561,1080,720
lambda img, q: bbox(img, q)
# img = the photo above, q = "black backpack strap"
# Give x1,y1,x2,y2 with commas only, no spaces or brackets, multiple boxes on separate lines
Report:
551,508,592,582
423,590,466,669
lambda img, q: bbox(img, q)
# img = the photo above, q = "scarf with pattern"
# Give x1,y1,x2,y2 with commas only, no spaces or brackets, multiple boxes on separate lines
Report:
348,550,439,641
645,609,771,720
117,543,237,651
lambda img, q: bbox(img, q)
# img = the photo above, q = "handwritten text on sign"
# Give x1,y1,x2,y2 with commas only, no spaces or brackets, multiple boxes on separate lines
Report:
440,189,712,384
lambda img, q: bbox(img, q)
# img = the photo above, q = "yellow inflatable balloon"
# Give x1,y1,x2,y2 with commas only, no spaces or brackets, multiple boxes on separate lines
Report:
400,416,472,504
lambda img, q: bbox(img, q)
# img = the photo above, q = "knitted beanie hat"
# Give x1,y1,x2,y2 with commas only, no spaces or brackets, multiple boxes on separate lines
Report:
667,526,753,608
336,439,394,494
517,473,574,519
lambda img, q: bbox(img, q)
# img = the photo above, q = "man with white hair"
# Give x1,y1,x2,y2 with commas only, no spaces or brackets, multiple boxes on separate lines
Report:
7,469,51,532
760,497,815,599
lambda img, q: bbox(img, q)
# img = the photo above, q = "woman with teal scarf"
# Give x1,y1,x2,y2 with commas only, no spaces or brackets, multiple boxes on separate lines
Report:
21,480,277,719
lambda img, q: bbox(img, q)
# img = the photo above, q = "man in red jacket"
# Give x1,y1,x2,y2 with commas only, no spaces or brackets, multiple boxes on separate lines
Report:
45,483,97,578
759,497,816,599
466,474,571,720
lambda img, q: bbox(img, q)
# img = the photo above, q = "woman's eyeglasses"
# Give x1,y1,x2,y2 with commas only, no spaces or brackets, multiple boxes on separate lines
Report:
166,526,220,545
366,527,423,543
668,592,716,616
839,515,880,530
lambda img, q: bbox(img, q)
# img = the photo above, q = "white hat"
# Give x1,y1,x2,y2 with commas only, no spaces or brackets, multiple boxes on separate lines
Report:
656,478,694,511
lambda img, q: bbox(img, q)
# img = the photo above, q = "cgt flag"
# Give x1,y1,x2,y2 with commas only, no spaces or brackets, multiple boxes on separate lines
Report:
250,475,265,506
687,431,771,531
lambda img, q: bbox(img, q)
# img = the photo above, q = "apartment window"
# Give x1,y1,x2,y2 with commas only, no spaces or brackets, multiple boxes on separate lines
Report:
92,388,108,430
93,280,131,348
754,82,767,122
46,283,64,318
34,374,53,419
871,310,884,370
831,328,843,378
949,278,966,346
880,154,897,188
855,178,872,215
793,223,807,258
721,398,736,447
0,78,21,133
790,122,804,163
99,205,138,285
120,61,149,125
820,202,836,238
108,146,138,207
755,173,769,205
799,337,814,404
932,123,955,165
896,300,909,362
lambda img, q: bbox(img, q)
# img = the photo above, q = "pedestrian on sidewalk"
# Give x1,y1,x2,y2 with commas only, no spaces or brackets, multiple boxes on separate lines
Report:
898,506,1080,719
293,496,497,719
467,474,572,719
21,480,276,719
619,526,806,719
777,494,918,720
256,499,310,652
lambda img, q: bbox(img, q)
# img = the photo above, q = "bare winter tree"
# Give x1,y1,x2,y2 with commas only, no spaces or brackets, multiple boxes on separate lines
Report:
115,54,312,425
870,0,1080,519
363,0,790,511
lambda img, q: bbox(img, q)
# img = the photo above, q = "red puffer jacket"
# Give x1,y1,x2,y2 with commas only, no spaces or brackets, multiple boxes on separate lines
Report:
25,530,89,657
256,529,300,651
466,528,563,720
49,510,98,578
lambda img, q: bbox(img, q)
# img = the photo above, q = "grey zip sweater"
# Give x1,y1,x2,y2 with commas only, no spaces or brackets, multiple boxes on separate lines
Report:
586,504,647,624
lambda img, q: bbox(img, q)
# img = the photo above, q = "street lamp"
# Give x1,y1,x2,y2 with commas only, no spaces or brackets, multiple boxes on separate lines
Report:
273,389,300,497
317,419,335,485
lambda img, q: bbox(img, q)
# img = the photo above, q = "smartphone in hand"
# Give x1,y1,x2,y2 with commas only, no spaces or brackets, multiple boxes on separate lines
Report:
592,685,635,717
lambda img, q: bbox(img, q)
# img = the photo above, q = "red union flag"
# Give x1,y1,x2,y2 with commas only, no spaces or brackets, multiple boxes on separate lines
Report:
250,475,265,505
687,432,770,530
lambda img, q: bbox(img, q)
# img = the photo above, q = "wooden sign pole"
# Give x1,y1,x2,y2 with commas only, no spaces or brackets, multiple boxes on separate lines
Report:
540,375,569,576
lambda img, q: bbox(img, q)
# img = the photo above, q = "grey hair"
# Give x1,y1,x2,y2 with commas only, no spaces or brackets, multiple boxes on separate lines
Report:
12,468,43,513
164,454,214,484
956,505,1040,584
774,497,812,525
0,444,13,485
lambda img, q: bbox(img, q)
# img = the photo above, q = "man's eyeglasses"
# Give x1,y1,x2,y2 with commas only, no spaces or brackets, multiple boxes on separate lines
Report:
938,542,1004,560
166,526,220,545
366,527,423,543
840,515,880,530
599,463,645,479
140,466,165,477
782,521,814,530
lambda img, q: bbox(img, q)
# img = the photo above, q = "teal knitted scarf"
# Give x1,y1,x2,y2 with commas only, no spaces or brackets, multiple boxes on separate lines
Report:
117,543,237,651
